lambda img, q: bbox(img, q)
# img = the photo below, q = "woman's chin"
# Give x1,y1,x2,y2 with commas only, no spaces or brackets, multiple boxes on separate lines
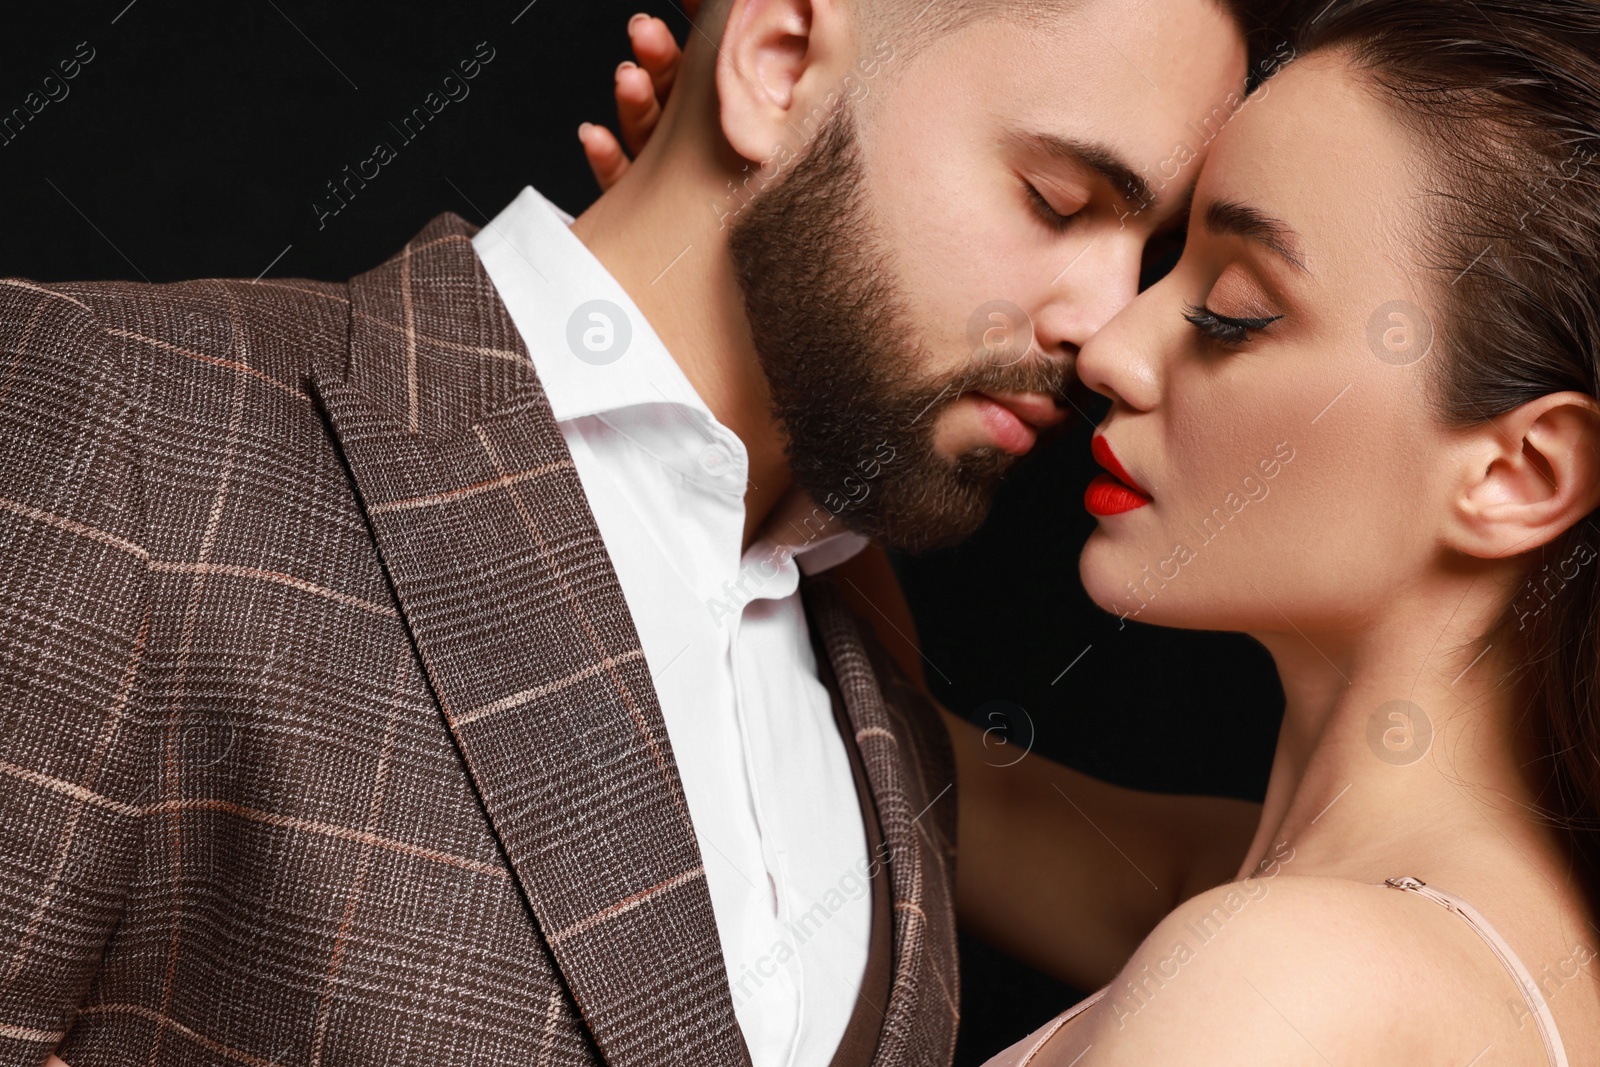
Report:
1078,543,1130,612
1079,541,1192,629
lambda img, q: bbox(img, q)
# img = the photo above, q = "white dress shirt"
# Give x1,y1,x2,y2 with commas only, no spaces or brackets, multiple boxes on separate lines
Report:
472,187,873,1067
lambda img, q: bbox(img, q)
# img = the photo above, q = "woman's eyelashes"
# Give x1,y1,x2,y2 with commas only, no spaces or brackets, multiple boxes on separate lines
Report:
1183,303,1284,346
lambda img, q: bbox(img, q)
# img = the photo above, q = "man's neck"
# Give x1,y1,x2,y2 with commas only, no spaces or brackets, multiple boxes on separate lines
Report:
569,149,792,550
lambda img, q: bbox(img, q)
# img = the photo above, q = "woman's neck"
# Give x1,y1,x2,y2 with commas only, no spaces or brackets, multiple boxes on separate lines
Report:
1233,578,1553,885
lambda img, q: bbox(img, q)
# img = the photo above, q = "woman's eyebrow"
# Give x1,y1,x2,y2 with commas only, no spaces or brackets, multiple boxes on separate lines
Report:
1204,199,1311,273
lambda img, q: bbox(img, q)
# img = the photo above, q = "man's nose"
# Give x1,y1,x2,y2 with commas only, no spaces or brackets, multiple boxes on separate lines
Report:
1039,240,1145,352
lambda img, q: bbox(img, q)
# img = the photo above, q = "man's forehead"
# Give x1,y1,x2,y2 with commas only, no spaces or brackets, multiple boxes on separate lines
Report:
952,3,1248,144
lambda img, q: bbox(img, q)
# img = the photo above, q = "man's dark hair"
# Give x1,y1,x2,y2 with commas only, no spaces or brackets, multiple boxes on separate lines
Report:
698,0,1303,81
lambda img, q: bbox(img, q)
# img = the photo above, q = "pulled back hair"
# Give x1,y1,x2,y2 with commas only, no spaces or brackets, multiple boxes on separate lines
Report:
1296,0,1600,888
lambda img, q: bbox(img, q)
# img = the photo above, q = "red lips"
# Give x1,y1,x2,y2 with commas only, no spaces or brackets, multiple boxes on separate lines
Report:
1086,435,1152,516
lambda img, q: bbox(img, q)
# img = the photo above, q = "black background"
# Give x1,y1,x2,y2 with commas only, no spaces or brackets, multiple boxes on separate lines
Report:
1,2,1285,1061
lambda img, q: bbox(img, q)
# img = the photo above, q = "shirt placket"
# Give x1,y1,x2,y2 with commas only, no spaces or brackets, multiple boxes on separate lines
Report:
725,565,810,1066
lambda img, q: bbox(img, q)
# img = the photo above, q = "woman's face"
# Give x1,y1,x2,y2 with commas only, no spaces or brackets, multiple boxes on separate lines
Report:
1076,53,1458,636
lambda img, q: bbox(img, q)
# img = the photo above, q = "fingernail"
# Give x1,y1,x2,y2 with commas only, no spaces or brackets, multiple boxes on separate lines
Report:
629,12,650,27
578,122,595,138
617,60,638,75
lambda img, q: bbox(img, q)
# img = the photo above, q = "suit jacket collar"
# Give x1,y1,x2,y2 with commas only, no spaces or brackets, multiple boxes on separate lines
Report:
307,213,753,1067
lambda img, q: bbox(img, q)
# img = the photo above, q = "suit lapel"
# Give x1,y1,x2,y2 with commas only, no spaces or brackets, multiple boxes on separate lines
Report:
308,214,751,1067
804,576,961,1067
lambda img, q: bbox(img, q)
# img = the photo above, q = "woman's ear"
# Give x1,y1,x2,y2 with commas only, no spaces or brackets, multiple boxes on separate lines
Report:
716,0,851,162
1449,391,1600,560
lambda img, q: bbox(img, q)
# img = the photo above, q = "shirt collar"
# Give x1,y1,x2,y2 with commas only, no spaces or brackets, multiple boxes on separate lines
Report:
471,185,867,574
470,185,711,428
753,489,870,578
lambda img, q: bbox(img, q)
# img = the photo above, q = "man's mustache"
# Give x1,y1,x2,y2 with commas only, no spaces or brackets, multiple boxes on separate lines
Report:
936,348,1077,406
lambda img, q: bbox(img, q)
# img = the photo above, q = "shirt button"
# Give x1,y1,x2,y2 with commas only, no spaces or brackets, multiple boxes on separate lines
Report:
700,441,735,475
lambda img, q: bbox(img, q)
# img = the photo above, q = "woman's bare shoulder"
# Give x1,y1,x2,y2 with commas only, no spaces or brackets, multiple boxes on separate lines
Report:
1033,874,1549,1066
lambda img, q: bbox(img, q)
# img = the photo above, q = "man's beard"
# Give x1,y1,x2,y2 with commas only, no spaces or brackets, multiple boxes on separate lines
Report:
728,101,1071,553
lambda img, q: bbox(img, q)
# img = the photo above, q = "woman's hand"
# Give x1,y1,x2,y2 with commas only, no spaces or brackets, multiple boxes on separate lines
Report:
579,4,697,191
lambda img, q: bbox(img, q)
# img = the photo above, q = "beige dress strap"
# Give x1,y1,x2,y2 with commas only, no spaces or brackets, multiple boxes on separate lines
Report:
1382,876,1569,1067
986,875,1572,1067
982,985,1108,1066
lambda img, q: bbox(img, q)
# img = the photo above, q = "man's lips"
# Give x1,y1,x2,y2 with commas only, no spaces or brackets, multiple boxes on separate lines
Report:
970,391,1070,456
1087,435,1152,516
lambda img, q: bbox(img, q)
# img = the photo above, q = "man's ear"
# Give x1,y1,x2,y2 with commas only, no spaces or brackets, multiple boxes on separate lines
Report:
1448,391,1600,560
716,0,852,162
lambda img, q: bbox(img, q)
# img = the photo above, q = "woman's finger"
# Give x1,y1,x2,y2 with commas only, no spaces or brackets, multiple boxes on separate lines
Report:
580,122,632,191
628,15,685,101
615,61,664,156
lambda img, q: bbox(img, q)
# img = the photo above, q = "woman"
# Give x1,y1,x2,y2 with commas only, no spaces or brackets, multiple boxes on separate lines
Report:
989,0,1600,1060
588,0,1600,1062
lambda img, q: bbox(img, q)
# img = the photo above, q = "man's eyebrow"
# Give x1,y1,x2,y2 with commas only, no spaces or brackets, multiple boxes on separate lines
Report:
1204,199,1310,273
1007,129,1156,211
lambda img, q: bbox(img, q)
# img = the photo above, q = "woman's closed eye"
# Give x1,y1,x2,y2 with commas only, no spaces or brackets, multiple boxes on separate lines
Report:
1183,303,1284,346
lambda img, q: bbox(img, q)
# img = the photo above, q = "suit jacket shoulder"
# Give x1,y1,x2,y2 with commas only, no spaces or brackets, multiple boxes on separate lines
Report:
0,216,959,1067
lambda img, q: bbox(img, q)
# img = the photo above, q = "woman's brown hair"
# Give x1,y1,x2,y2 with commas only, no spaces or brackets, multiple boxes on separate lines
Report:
1295,0,1600,889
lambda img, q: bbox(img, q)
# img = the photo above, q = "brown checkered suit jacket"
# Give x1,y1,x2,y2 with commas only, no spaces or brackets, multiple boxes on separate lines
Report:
0,214,959,1066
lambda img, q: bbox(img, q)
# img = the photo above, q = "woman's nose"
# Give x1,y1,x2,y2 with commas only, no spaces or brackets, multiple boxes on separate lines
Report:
1073,293,1164,412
